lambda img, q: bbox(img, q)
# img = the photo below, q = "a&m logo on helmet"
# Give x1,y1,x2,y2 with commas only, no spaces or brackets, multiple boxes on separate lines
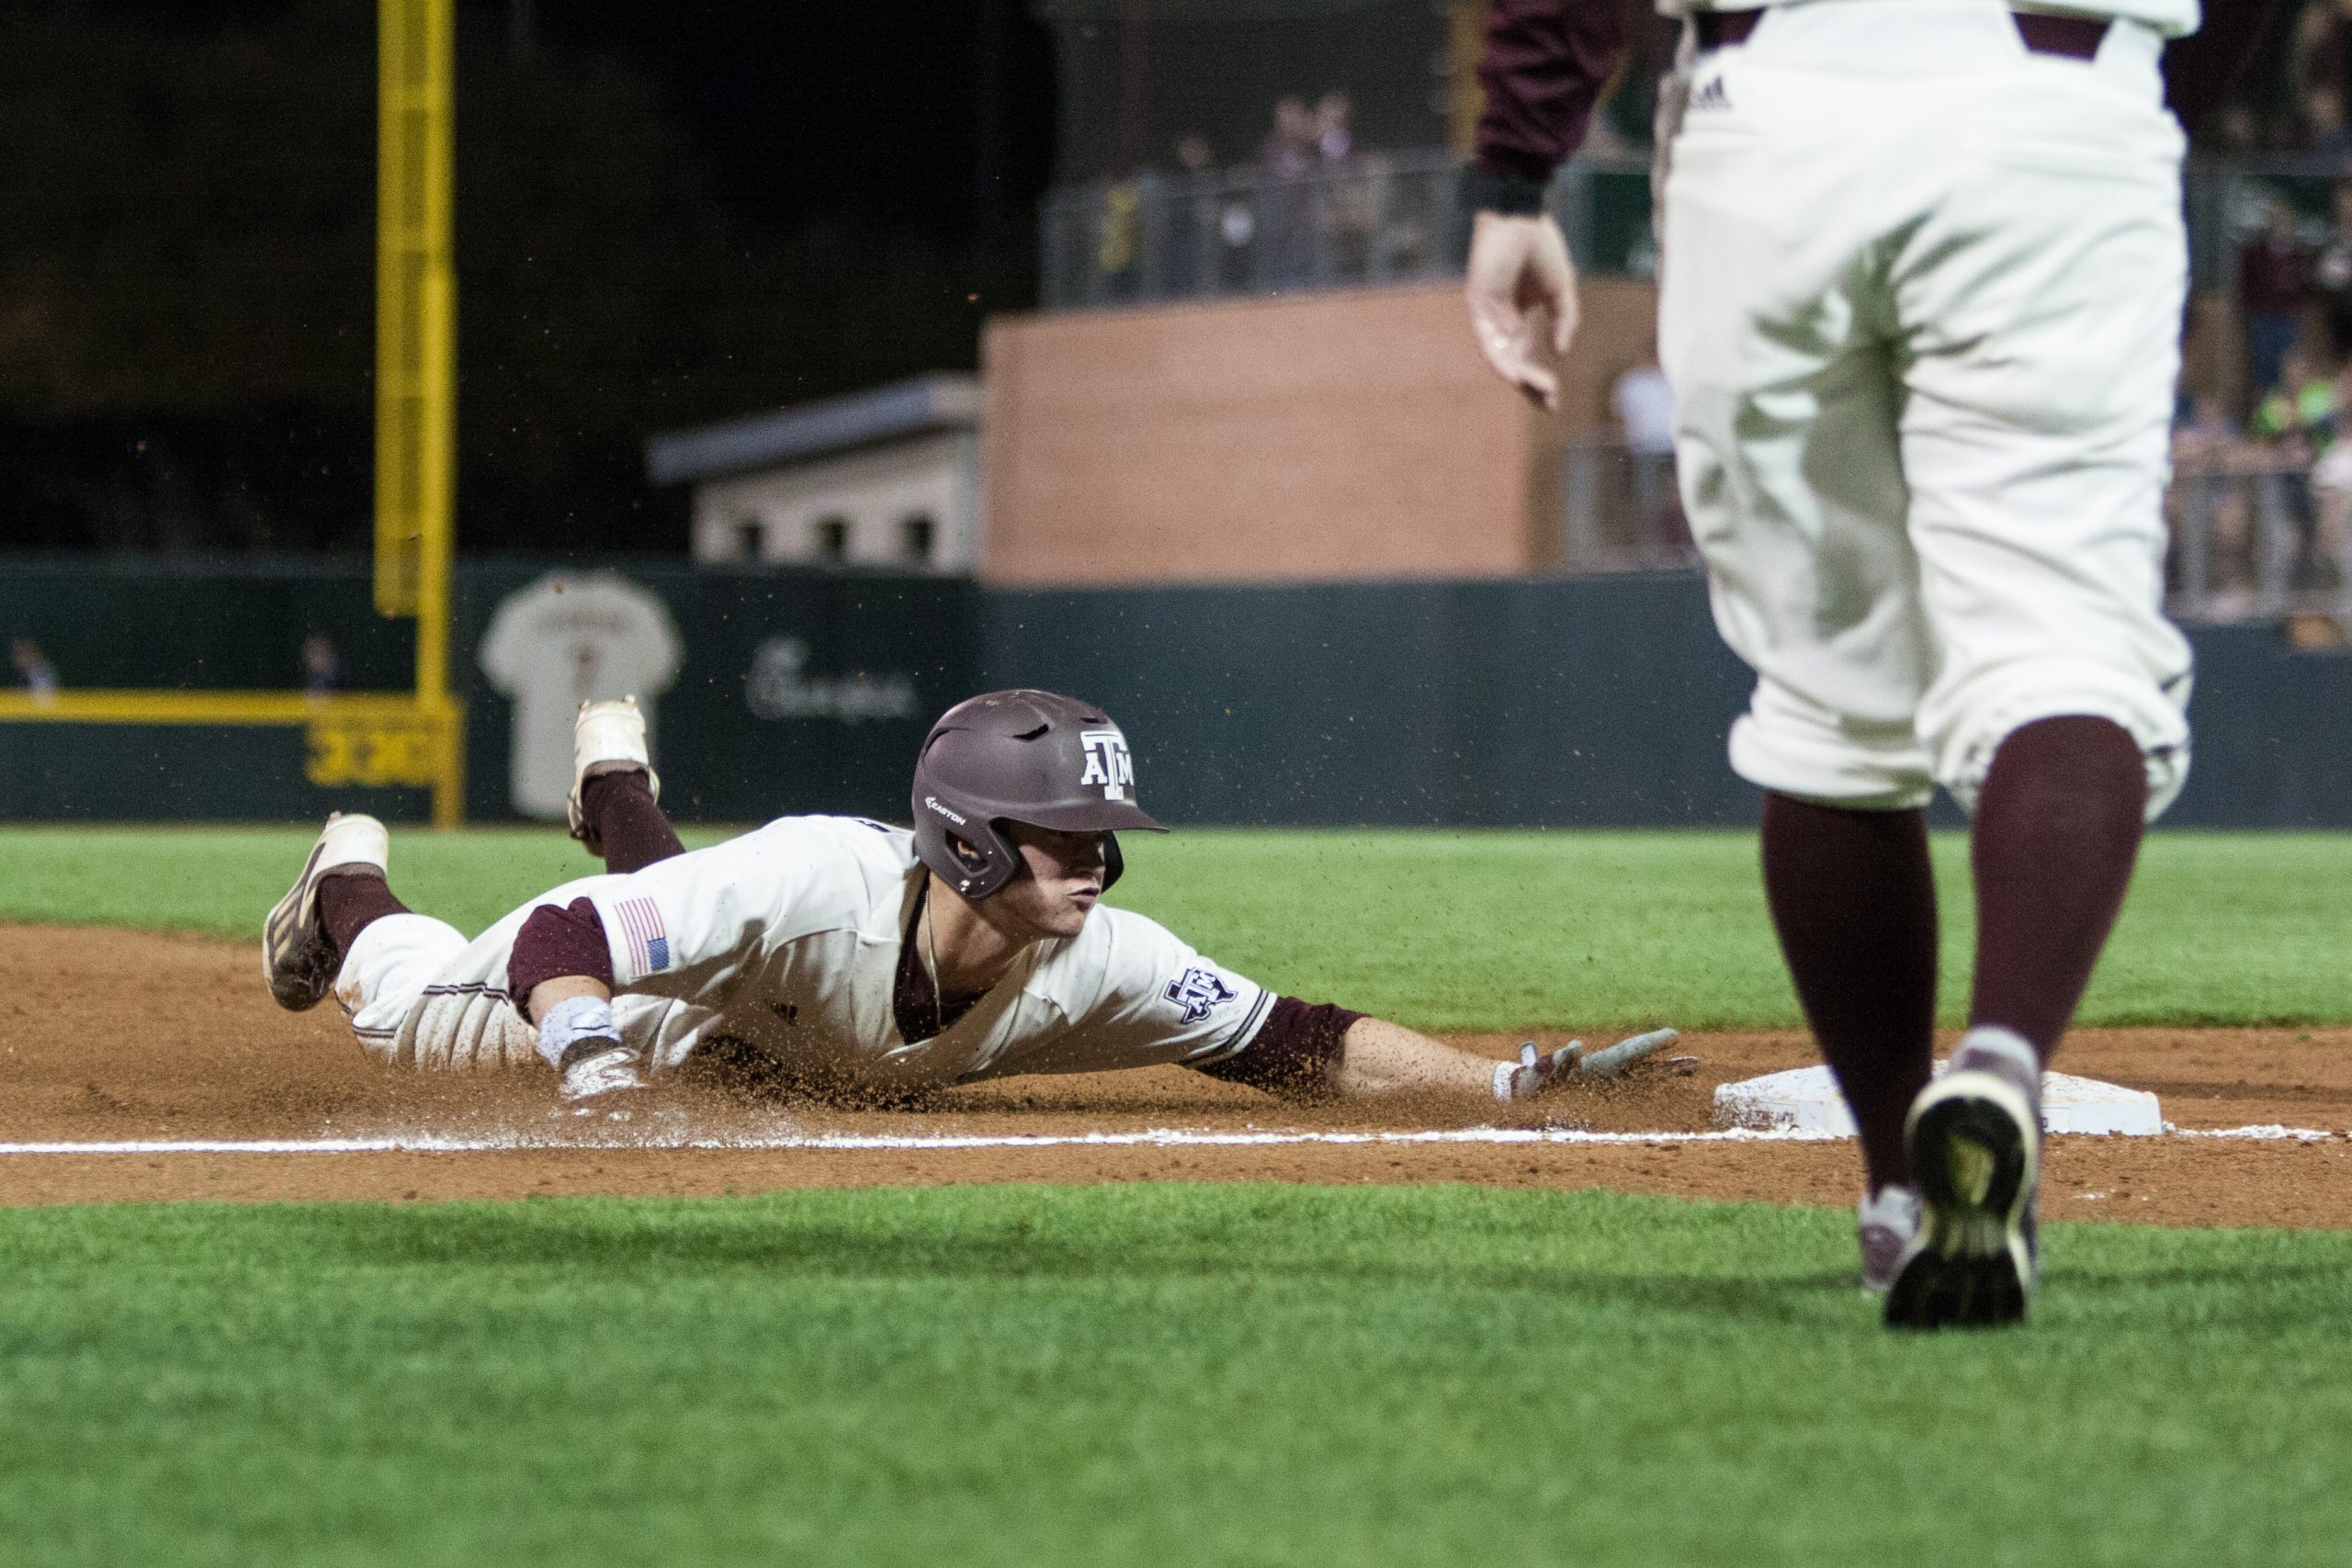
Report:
1078,728,1136,801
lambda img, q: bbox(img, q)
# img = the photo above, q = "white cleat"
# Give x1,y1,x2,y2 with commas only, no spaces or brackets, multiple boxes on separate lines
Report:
261,812,390,1011
567,696,660,854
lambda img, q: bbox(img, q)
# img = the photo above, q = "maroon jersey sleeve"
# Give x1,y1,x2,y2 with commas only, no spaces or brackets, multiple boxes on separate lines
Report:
1472,0,1628,207
1187,995,1363,1098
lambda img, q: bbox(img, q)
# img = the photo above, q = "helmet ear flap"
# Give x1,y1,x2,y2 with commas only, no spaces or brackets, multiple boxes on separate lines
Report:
927,818,1022,900
1102,831,1124,892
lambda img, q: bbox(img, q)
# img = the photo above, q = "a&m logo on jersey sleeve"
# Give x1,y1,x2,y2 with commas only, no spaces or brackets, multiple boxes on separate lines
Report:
1078,728,1136,801
1165,964,1238,1024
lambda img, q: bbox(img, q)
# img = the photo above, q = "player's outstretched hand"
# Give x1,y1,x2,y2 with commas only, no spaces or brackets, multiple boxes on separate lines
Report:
1495,1027,1679,1101
559,1037,650,1103
1465,210,1579,411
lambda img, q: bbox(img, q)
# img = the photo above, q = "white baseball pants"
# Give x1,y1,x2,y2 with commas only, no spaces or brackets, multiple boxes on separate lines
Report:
1657,0,2193,816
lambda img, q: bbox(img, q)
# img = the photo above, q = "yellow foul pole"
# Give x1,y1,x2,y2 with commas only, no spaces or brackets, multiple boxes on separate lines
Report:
376,0,461,825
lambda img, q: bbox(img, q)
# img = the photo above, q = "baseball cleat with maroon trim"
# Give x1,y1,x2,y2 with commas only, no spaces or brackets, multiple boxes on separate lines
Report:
567,696,660,855
1884,1029,2042,1329
262,812,390,1011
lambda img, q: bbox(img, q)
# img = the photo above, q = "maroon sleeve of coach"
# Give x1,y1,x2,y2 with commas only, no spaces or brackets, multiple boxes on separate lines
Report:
1188,995,1363,1099
507,897,616,1021
2163,0,2289,130
1474,0,1627,184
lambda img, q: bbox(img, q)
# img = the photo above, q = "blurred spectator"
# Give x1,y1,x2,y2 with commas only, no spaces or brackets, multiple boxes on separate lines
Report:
2296,0,2352,112
1611,347,1676,457
1315,92,1382,274
1256,96,1316,178
1611,345,1686,561
2307,84,2352,158
2239,202,2310,398
2312,182,2352,357
1161,134,1219,296
1255,96,1318,287
2251,344,2337,452
2172,389,2245,465
1097,178,1144,299
301,634,341,701
2212,103,2264,155
1315,91,1353,164
11,637,58,706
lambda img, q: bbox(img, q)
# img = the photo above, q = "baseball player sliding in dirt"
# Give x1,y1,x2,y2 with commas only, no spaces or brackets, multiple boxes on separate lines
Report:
265,689,1674,1110
1465,1,2273,1326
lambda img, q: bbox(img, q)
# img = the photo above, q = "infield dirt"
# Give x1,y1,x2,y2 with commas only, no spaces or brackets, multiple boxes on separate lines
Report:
2,922,2346,1223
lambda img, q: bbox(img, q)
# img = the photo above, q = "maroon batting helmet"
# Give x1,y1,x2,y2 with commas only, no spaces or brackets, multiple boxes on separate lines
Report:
910,689,1165,900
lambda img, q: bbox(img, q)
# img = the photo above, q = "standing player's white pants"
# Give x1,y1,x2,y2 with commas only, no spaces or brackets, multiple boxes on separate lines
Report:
1658,1,2193,816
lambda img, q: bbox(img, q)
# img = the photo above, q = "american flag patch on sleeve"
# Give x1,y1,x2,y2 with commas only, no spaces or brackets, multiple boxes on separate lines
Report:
614,896,672,975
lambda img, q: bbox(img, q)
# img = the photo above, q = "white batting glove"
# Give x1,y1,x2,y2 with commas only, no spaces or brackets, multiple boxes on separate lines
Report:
557,1040,650,1103
1494,1028,1681,1101
1464,210,1579,412
1495,1040,1581,1101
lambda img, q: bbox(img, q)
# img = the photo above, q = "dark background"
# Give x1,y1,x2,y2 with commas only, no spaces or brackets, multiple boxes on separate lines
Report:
0,0,1059,556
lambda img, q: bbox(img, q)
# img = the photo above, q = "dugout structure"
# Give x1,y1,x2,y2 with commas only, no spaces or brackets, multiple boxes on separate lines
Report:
0,0,464,827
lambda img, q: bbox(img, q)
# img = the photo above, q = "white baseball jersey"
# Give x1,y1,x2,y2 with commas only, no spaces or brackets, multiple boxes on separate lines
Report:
1657,1,2198,38
480,572,684,820
335,816,1274,1089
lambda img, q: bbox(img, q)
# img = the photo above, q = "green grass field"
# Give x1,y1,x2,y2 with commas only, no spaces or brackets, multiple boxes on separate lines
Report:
2,825,2346,1030
0,825,2346,1565
1,1187,2346,1567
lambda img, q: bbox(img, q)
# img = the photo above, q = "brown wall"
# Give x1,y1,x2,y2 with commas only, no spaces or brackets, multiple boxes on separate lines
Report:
980,278,1660,586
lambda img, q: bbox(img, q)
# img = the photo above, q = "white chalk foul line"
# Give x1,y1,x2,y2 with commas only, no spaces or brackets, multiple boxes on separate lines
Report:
0,1123,2340,1156
0,1127,1835,1156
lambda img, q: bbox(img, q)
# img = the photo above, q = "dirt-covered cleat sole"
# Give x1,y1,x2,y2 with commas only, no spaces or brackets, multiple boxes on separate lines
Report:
566,696,659,854
261,812,390,1012
1884,1071,2039,1329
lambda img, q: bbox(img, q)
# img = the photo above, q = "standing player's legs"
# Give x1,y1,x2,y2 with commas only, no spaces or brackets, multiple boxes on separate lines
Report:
1885,25,2190,1326
1659,44,1941,1289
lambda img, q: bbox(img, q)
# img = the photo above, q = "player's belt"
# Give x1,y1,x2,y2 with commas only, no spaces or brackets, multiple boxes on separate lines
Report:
1691,8,2111,59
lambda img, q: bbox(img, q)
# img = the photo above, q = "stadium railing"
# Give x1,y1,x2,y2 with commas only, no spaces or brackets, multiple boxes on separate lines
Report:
1555,441,2352,630
2167,452,2352,626
1042,153,2335,309
1039,150,1657,309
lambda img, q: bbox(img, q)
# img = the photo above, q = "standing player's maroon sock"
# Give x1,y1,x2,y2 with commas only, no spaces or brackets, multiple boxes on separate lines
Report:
582,770,685,874
1968,716,2148,1061
1759,794,1939,1194
318,871,411,959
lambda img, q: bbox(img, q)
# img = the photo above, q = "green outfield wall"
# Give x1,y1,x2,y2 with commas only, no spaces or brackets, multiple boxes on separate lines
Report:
2,558,2346,828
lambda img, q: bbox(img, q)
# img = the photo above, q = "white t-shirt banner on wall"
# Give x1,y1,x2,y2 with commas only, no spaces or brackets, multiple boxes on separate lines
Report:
480,572,683,819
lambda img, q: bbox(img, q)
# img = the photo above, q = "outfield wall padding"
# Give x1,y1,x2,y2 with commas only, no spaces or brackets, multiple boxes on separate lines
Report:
1,558,2345,828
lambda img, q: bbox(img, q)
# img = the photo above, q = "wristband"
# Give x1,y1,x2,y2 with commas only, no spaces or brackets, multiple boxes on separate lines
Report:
535,993,617,1073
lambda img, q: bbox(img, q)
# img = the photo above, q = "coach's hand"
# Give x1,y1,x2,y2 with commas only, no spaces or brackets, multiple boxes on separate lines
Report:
1465,210,1578,412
